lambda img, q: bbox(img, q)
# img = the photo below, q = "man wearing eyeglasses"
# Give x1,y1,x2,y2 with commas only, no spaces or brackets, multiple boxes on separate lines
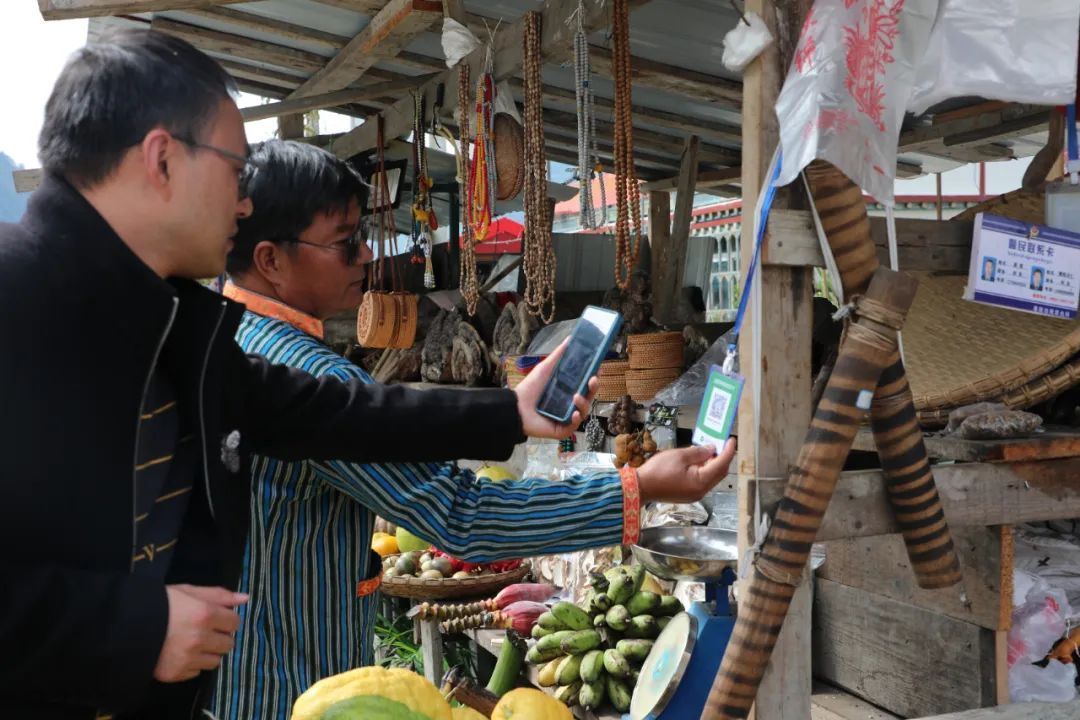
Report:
210,139,735,719
0,29,658,720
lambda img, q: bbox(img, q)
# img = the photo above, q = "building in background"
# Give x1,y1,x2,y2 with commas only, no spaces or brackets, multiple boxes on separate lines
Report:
552,158,1035,322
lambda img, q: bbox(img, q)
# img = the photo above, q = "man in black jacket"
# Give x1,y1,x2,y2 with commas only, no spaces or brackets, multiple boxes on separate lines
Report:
0,30,604,719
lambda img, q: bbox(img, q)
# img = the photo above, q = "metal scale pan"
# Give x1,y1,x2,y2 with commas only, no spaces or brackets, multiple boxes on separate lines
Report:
631,526,739,582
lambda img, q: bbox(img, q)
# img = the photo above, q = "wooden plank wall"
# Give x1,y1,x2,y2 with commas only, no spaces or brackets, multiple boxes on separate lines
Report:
814,578,999,718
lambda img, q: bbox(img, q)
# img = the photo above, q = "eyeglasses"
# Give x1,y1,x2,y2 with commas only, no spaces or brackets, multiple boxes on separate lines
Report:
291,236,364,265
173,135,254,196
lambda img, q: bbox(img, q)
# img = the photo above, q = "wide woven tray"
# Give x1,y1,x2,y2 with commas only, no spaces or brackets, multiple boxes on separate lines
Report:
380,559,532,600
598,359,631,376
901,273,1080,412
627,332,684,370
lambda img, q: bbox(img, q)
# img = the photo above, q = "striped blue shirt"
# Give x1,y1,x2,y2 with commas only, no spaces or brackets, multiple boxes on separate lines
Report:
211,311,627,720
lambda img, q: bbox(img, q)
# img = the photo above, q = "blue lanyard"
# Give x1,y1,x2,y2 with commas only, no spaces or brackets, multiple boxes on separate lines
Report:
724,151,783,370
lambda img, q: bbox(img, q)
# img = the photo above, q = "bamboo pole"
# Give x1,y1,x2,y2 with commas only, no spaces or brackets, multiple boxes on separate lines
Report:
702,266,919,720
804,160,961,589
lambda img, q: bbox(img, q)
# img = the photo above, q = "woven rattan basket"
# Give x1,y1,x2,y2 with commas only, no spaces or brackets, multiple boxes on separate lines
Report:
596,359,630,401
625,367,681,402
899,273,1080,413
357,291,397,348
380,559,531,600
389,292,418,349
627,332,683,370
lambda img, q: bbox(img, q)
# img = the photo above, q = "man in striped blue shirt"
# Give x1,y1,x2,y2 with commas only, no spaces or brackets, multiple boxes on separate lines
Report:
211,140,734,720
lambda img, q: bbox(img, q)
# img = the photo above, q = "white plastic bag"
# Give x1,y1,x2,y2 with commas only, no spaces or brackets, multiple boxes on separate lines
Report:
775,0,939,203
1010,660,1078,703
441,17,480,68
721,12,773,73
1008,588,1070,667
494,81,523,125
908,0,1080,115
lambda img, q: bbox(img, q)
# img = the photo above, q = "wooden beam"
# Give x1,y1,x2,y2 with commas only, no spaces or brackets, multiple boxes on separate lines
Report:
308,0,386,12
288,0,442,100
814,579,998,718
183,6,350,52
811,683,900,720
330,0,651,160
642,166,741,193
764,209,973,272
12,169,44,193
900,104,1047,163
151,17,327,74
753,457,1080,542
539,107,739,166
914,703,1080,720
817,526,1011,630
242,74,435,121
218,59,304,90
235,80,288,100
39,0,241,19
590,45,742,109
507,79,742,145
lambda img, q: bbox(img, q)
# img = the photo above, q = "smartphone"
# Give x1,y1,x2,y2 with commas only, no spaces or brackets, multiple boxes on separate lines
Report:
536,306,622,423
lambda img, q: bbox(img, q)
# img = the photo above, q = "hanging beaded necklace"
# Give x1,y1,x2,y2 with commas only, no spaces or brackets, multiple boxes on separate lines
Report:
458,63,481,317
571,0,607,230
467,47,496,244
522,11,556,323
611,0,641,289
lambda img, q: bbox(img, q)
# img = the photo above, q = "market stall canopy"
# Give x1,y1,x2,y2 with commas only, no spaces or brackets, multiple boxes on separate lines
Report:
18,0,1059,198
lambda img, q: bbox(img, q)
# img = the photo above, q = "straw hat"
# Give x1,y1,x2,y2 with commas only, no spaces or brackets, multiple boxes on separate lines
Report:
493,113,524,201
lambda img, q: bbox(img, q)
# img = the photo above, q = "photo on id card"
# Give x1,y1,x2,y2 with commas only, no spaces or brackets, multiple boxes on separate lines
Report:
692,365,743,447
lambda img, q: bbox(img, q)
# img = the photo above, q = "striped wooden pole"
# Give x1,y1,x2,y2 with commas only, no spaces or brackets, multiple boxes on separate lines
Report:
702,266,919,719
804,160,961,589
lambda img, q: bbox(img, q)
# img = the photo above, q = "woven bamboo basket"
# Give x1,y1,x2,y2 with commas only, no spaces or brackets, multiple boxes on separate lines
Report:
627,332,684,370
898,273,1080,414
596,359,630,401
625,367,681,402
388,292,418,349
598,359,631,376
357,291,398,348
380,559,532,600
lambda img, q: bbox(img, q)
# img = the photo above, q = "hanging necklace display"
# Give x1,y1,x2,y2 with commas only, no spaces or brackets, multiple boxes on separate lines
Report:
522,11,556,323
571,0,607,230
584,402,606,451
611,0,642,289
458,63,481,317
410,91,437,289
357,115,418,349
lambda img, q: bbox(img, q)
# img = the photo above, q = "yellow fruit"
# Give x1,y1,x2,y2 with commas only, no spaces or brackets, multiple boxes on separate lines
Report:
491,688,572,720
641,572,664,595
292,666,452,720
372,535,399,558
396,527,433,554
451,707,489,720
476,465,516,483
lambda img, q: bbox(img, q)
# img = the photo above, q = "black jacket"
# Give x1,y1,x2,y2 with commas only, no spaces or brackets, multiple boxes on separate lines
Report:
0,175,525,718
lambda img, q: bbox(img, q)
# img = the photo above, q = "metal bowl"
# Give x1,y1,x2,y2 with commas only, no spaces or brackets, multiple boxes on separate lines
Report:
631,526,739,582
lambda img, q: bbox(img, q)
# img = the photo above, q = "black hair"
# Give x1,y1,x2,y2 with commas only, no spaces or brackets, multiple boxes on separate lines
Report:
38,28,236,188
226,139,365,276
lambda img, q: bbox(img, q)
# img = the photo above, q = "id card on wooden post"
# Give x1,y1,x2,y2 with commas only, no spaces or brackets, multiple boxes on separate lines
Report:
692,365,743,447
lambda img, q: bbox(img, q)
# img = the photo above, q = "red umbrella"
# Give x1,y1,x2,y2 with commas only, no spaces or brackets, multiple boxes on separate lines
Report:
474,217,524,254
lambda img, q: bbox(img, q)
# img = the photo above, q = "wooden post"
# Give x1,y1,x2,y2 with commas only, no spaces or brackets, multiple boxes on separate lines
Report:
649,189,671,302
419,617,445,685
278,113,305,140
653,135,699,322
735,0,813,718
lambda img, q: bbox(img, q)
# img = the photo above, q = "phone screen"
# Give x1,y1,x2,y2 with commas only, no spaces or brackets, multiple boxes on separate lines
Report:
536,306,621,422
